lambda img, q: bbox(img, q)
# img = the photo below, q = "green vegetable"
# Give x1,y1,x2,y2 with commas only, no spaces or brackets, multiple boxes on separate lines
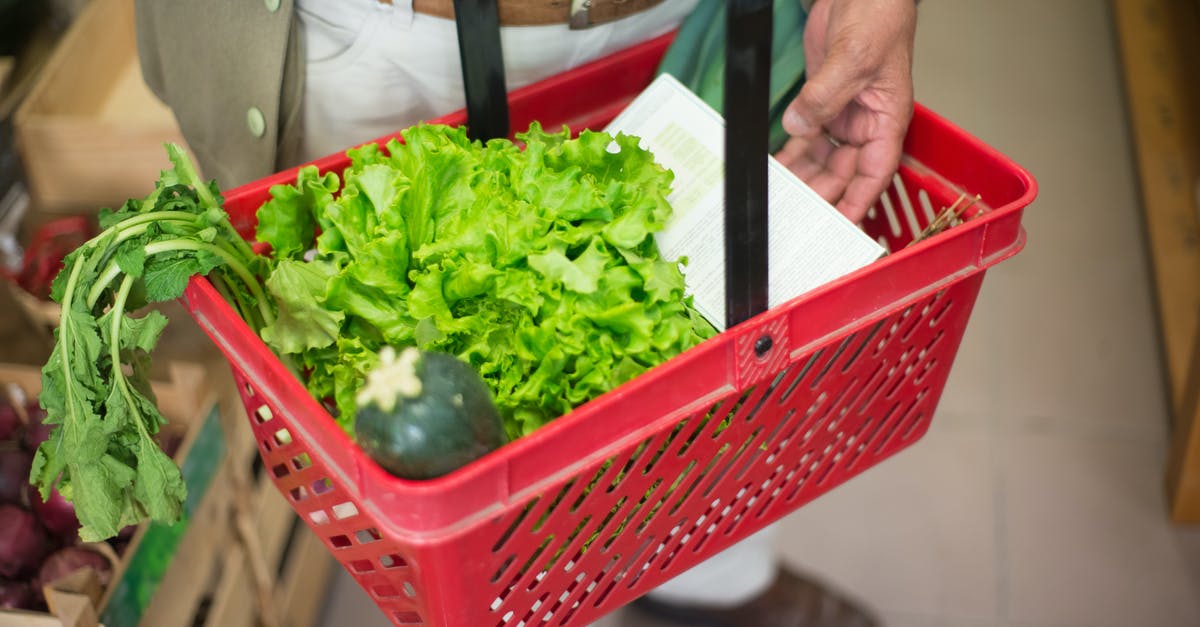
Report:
255,123,717,439
35,120,719,536
32,145,271,541
354,346,506,479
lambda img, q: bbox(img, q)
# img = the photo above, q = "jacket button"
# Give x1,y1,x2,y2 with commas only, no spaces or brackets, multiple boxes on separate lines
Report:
247,107,266,138
264,0,281,11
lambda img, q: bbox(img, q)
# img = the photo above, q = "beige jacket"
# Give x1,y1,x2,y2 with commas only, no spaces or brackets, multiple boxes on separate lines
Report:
134,0,305,188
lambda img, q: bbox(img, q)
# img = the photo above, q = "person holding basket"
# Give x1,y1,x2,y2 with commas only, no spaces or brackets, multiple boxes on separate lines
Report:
134,0,918,624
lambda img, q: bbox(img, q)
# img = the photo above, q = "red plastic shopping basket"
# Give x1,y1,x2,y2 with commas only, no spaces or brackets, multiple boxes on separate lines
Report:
181,31,1035,627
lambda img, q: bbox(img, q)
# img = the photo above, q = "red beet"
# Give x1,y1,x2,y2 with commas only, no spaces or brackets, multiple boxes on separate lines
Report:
26,482,79,540
37,546,113,590
107,524,136,556
0,449,33,506
0,405,20,442
0,505,51,578
21,404,51,452
108,537,130,557
158,430,184,458
0,579,35,610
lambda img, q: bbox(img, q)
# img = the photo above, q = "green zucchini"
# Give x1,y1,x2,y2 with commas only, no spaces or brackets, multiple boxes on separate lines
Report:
354,347,507,479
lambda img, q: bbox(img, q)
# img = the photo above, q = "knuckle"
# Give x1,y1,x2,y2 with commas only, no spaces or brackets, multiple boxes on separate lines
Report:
801,82,835,114
829,33,875,76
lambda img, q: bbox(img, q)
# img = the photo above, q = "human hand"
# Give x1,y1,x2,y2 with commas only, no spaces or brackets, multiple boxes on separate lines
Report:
774,0,917,222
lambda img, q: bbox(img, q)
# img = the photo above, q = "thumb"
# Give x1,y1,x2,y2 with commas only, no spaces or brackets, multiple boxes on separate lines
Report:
783,50,868,136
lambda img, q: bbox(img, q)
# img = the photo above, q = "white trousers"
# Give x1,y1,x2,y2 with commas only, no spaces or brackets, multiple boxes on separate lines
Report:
647,522,780,606
295,0,778,609
296,0,697,162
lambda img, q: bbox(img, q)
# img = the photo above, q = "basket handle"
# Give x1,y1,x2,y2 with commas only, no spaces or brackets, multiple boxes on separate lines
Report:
722,0,772,328
452,0,510,142
452,2,773,327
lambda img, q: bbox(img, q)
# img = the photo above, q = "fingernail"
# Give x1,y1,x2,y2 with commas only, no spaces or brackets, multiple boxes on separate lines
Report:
783,109,809,135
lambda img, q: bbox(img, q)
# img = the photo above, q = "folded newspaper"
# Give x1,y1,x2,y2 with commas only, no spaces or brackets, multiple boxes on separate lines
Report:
605,73,886,331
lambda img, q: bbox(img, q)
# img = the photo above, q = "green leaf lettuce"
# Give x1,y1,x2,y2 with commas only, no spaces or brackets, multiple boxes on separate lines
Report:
256,123,716,438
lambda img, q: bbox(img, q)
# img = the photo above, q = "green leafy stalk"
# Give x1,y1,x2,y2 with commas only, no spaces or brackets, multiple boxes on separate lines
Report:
142,239,273,324
32,145,274,540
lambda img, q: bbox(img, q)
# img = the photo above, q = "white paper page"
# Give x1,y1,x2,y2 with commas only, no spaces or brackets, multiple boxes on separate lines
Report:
605,74,886,330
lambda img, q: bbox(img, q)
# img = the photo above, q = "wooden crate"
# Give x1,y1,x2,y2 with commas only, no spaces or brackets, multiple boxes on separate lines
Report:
12,0,192,214
1111,0,1200,523
183,466,336,627
5,281,59,350
3,212,229,368
0,360,226,627
134,373,335,627
0,360,335,627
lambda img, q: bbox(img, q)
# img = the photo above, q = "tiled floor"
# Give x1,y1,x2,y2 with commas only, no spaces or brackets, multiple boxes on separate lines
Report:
318,1,1200,626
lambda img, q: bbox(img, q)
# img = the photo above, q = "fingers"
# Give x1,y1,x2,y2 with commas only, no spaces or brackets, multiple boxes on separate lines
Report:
836,113,909,220
775,135,859,209
773,0,918,222
782,40,871,138
806,145,859,202
837,172,891,223
774,134,837,182
775,131,904,223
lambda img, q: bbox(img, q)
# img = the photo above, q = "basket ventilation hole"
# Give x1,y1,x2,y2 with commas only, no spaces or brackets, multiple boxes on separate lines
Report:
254,405,273,424
917,188,938,225
289,486,307,502
312,478,334,495
381,553,407,568
895,176,923,237
329,534,351,548
355,528,382,544
273,428,291,445
879,185,901,238
372,584,400,599
292,453,312,471
332,502,358,520
309,510,330,525
349,559,374,573
403,582,416,598
271,463,289,478
491,555,516,583
916,359,937,384
494,497,539,550
243,382,255,398
393,611,423,624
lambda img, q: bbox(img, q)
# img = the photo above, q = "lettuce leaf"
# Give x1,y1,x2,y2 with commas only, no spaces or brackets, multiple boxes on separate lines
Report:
256,122,716,438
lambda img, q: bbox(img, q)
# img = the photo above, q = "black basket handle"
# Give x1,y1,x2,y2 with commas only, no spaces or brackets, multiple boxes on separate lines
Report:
722,0,772,327
452,0,510,142
453,1,772,328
